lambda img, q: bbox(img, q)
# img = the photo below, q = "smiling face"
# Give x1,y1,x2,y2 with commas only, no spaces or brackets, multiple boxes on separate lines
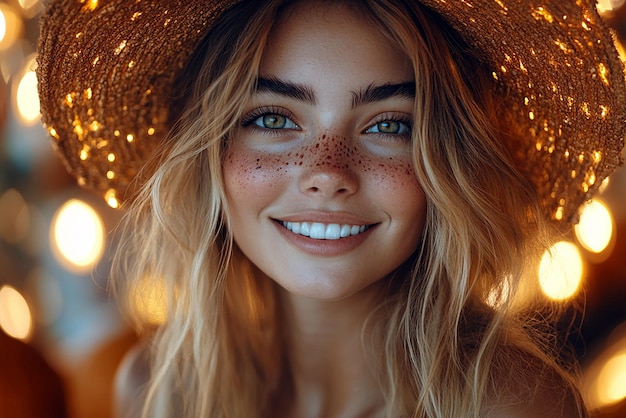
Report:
223,0,427,301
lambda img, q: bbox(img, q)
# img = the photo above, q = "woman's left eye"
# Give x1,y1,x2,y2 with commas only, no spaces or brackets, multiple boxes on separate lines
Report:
365,120,411,136
252,113,299,130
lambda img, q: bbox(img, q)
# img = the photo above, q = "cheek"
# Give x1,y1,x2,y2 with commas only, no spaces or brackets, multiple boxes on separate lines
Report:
223,143,292,199
367,154,427,235
364,152,425,210
370,158,419,191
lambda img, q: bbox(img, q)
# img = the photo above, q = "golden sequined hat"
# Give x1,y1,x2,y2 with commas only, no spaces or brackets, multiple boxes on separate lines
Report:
37,0,626,221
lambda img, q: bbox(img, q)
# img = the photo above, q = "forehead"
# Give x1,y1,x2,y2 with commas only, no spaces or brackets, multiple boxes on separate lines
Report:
259,0,413,84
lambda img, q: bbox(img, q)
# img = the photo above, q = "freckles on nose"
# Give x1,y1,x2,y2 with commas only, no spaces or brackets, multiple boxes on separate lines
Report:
299,134,358,170
297,134,417,184
296,134,362,196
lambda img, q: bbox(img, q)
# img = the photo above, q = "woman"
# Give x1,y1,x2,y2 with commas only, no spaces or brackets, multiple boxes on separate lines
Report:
37,0,626,416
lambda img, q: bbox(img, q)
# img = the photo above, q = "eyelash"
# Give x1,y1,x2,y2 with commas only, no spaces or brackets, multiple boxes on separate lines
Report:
364,113,413,140
240,107,299,134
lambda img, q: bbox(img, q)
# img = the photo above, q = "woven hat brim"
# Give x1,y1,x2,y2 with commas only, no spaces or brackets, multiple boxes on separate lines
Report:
37,0,240,205
420,0,626,223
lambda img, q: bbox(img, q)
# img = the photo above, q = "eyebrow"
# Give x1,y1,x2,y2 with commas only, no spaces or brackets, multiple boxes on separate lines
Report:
254,77,416,108
351,82,416,108
255,77,317,104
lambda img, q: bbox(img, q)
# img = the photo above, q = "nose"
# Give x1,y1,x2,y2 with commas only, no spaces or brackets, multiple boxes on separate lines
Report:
298,134,359,199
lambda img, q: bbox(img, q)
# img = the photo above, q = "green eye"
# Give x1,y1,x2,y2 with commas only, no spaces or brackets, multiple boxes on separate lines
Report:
379,121,400,134
366,120,410,135
253,114,298,130
262,114,285,129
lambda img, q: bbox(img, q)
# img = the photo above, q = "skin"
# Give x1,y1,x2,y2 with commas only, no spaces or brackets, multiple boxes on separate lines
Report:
224,4,424,302
223,1,425,417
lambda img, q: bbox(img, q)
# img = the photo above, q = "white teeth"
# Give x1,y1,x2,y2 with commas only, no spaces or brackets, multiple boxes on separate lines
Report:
325,224,341,239
281,221,369,240
309,222,326,239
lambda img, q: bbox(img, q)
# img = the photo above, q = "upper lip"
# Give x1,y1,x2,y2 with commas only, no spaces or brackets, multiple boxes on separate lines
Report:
273,211,376,226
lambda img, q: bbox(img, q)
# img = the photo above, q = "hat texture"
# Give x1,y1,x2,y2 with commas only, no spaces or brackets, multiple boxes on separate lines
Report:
37,0,240,206
37,0,626,222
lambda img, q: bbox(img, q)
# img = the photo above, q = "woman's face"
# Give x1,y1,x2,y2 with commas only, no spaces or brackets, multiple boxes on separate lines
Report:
224,1,426,301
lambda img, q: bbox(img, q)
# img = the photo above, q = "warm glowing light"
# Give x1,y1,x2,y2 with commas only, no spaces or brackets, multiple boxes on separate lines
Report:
0,9,6,44
0,4,22,51
575,200,613,254
51,199,105,273
538,241,583,301
84,0,99,11
595,351,626,407
584,325,626,410
18,0,40,10
0,285,32,340
15,57,40,125
16,0,42,18
597,0,626,14
104,189,119,209
132,276,168,325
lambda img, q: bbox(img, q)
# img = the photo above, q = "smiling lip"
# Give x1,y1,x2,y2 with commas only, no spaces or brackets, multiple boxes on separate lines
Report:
272,216,377,256
280,221,371,240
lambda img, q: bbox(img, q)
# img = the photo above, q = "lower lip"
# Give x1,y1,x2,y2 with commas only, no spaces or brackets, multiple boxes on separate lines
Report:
273,220,376,257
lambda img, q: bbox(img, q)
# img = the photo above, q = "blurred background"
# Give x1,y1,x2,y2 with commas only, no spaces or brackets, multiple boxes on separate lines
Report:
0,0,625,417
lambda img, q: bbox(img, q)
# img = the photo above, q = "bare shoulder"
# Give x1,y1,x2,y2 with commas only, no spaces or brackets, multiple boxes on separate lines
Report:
481,345,587,418
114,341,151,418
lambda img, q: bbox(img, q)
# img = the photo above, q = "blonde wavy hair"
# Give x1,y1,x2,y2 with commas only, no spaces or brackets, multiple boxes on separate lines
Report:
112,0,586,417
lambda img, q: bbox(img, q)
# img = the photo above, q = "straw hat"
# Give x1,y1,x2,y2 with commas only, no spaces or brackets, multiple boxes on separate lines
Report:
37,0,626,222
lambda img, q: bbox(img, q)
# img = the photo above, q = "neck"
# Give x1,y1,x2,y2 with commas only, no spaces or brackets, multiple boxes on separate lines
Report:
277,283,388,418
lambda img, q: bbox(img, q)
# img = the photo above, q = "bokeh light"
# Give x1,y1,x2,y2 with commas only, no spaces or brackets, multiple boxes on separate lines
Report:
13,55,40,125
597,0,626,14
0,285,33,340
0,8,6,44
0,4,22,51
585,324,626,411
538,241,584,301
132,275,168,325
84,0,99,12
50,199,105,273
17,0,44,19
104,189,119,209
595,351,626,407
18,0,39,9
575,200,614,254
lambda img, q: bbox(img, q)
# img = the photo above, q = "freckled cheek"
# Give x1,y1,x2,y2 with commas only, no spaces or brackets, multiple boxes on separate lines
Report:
222,144,294,200
368,157,423,196
368,159,427,222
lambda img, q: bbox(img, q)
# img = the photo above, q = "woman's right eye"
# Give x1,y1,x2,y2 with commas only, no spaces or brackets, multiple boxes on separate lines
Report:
249,113,299,130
